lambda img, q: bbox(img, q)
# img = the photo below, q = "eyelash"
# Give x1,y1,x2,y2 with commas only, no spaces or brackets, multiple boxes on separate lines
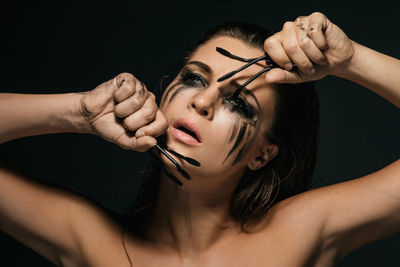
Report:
223,95,255,119
180,69,255,119
180,70,207,87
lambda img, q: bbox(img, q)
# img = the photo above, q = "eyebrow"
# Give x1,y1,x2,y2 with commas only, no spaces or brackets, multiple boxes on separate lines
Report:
186,61,212,74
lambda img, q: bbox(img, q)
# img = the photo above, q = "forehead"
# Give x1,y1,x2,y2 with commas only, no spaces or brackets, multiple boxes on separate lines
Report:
192,36,266,71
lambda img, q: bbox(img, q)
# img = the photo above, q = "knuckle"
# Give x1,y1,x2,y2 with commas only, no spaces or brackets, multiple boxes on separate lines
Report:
284,42,298,54
120,72,135,81
298,36,311,47
148,92,155,100
309,24,319,32
283,21,294,29
161,121,169,132
123,119,135,131
295,16,305,23
311,11,324,18
114,107,124,118
136,81,147,95
264,35,279,49
123,83,135,95
143,108,157,122
116,72,135,87
264,37,273,48
303,63,315,74
128,97,140,109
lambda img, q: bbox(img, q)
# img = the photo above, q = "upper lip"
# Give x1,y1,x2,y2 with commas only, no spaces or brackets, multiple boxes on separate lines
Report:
172,118,202,143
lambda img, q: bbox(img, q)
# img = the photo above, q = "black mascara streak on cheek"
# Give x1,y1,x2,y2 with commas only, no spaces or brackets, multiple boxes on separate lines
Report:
223,122,248,163
231,117,261,166
161,82,181,107
228,117,239,143
232,128,253,165
168,84,192,104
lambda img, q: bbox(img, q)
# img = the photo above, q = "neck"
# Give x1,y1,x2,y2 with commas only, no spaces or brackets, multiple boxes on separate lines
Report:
147,171,242,256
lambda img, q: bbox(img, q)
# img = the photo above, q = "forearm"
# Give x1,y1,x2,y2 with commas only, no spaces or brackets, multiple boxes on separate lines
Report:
0,93,90,144
336,41,400,109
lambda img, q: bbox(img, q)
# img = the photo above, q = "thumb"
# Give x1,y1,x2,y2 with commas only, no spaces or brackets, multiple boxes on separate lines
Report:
117,134,157,152
265,68,302,84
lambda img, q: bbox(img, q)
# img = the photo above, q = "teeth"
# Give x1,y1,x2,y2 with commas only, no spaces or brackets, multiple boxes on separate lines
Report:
177,126,199,142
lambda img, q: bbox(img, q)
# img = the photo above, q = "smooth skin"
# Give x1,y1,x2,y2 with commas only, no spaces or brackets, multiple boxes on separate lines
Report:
1,12,400,266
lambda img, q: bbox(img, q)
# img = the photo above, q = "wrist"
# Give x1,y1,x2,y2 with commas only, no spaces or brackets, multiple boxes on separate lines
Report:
47,92,93,134
333,41,365,81
70,92,93,134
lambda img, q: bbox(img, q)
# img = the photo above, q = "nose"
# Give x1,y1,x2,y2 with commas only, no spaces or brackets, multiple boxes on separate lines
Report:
188,88,220,120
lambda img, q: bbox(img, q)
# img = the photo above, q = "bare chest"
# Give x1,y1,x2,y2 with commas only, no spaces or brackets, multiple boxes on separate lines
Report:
112,231,333,267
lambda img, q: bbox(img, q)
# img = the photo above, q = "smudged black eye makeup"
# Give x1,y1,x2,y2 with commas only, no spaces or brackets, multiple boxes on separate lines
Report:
180,68,207,87
222,95,257,121
179,68,257,120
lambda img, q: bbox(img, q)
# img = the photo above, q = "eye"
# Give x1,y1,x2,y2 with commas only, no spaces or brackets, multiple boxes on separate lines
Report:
223,95,256,119
180,69,207,87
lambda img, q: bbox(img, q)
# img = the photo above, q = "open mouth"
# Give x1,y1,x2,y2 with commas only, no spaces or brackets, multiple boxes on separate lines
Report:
171,119,202,146
176,126,201,143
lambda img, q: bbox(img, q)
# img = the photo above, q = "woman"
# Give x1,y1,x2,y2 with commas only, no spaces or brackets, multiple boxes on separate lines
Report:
0,12,399,266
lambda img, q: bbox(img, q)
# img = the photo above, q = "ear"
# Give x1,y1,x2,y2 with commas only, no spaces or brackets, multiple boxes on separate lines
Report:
247,144,278,171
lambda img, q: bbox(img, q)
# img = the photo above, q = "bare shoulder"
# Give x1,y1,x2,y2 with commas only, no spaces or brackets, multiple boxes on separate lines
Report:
59,195,130,267
254,158,400,265
248,188,337,266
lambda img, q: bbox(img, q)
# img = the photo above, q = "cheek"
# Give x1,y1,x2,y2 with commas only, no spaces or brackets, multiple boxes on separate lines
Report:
215,110,264,167
160,89,193,115
207,110,254,166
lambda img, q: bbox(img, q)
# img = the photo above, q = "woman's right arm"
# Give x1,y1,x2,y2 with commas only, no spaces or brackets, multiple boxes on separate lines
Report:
0,72,167,149
0,73,168,265
0,92,89,144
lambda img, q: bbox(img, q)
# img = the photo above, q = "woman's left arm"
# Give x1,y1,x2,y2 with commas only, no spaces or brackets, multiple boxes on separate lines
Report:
264,12,400,109
337,41,400,108
263,11,400,260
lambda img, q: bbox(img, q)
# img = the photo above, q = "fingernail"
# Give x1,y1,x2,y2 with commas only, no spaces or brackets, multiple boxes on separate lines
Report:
136,131,145,138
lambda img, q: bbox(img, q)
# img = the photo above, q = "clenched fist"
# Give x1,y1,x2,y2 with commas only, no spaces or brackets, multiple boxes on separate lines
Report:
79,73,168,151
264,12,355,83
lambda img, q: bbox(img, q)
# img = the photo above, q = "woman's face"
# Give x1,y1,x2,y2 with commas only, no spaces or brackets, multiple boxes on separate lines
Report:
160,36,277,182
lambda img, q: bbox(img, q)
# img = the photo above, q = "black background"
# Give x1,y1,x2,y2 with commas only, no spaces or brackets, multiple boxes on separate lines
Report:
1,0,400,266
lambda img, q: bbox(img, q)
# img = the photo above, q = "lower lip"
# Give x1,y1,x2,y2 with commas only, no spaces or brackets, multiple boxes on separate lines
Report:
171,127,201,146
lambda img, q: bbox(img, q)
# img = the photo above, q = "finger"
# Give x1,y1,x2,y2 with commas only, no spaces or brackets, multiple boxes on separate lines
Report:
135,110,169,138
117,135,157,152
113,73,138,102
307,12,329,50
122,95,158,132
265,68,302,84
264,33,293,71
297,29,328,65
133,136,157,152
281,22,315,75
114,87,150,118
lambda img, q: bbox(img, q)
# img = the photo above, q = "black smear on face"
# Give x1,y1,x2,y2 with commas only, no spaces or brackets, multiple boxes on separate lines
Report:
232,127,253,165
222,111,261,166
229,117,239,143
161,82,181,108
223,122,248,163
168,84,191,104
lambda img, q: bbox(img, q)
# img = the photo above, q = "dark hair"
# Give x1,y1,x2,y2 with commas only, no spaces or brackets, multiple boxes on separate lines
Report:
128,21,320,231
